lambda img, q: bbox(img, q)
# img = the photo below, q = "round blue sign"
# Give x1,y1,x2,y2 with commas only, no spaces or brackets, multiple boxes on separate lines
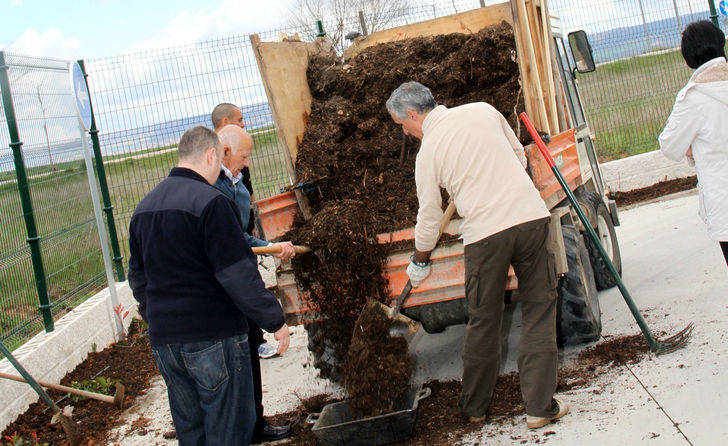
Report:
70,61,93,131
720,1,728,16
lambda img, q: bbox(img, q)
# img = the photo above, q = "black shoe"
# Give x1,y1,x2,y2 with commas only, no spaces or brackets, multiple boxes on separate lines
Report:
250,423,292,444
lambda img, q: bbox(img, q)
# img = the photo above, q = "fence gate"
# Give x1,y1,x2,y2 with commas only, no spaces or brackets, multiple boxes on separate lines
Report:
0,52,122,352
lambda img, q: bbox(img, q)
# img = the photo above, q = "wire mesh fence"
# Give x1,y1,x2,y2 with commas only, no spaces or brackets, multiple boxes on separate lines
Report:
1,0,726,350
0,53,107,351
551,0,726,160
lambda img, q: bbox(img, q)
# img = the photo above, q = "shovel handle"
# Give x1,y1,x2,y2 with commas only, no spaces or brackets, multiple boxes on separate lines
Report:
0,371,116,405
395,200,458,314
251,245,311,255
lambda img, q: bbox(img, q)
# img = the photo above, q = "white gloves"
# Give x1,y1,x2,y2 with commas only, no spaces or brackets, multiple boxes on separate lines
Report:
406,255,431,288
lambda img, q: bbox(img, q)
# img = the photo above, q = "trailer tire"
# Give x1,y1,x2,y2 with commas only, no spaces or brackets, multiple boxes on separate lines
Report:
578,191,622,290
304,320,341,382
557,225,601,347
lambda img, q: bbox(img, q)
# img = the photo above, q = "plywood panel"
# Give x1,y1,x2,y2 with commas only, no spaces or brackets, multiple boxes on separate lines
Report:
343,3,513,59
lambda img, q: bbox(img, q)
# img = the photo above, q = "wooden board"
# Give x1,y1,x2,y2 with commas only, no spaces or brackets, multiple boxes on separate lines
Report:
343,3,513,59
250,34,333,219
250,35,329,166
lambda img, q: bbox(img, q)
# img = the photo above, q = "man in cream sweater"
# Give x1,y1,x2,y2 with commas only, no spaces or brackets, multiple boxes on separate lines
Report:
386,82,568,429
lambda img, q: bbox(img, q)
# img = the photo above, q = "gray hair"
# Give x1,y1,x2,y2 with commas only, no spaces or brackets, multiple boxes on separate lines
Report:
178,126,220,161
211,102,239,130
386,81,437,120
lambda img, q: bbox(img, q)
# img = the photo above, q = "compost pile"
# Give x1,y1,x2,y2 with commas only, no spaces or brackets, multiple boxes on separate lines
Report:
288,22,524,415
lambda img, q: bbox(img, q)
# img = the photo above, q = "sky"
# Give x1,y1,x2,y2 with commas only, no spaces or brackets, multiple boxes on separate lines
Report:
0,0,291,59
0,0,715,60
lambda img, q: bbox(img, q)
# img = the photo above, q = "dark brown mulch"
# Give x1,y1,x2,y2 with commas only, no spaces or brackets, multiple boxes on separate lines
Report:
287,22,524,416
1,320,158,445
271,334,650,445
609,176,697,207
342,304,413,417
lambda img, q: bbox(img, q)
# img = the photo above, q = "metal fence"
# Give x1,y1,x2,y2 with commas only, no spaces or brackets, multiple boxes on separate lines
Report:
553,0,725,159
0,53,111,351
1,0,725,350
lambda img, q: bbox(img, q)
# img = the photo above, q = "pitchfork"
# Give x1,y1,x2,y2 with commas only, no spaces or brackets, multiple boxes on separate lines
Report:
520,112,693,355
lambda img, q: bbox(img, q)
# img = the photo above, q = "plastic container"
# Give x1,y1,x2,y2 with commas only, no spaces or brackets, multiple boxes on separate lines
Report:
306,386,431,446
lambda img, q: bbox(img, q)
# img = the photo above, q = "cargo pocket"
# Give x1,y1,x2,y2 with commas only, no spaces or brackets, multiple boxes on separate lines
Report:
546,252,557,290
464,268,481,308
181,341,229,392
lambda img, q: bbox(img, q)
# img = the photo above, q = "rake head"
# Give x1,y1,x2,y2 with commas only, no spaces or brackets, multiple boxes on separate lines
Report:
651,322,694,355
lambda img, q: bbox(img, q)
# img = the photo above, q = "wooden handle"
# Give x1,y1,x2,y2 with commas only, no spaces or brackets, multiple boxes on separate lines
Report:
251,244,312,255
437,201,457,238
0,371,115,404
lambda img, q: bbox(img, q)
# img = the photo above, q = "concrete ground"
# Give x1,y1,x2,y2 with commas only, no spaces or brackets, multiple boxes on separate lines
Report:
109,191,728,445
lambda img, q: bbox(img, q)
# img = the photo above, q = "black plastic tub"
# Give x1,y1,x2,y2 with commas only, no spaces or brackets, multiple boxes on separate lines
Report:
306,386,431,446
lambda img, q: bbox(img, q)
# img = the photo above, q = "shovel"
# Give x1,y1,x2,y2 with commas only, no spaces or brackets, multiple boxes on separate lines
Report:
0,341,81,445
356,200,458,343
519,112,693,355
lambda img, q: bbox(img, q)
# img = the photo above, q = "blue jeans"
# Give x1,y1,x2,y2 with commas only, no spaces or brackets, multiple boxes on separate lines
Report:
151,334,256,446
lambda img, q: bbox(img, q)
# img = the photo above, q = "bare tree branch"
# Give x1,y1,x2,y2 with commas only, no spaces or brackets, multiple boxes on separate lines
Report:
283,0,415,53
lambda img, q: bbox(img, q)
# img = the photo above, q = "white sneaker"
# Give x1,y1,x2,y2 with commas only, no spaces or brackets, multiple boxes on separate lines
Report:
258,342,277,359
526,398,569,429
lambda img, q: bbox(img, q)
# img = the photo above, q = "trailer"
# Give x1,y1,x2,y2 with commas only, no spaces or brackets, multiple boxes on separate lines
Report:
250,0,622,375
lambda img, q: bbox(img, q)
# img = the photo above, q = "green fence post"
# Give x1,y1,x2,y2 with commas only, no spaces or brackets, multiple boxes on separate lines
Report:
77,59,125,281
708,0,720,27
316,20,326,37
0,51,54,332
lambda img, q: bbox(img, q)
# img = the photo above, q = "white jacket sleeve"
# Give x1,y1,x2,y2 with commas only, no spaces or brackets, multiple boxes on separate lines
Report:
659,91,701,162
414,150,443,252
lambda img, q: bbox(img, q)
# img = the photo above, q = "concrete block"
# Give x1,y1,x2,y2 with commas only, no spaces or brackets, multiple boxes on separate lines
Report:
0,282,137,432
600,149,695,193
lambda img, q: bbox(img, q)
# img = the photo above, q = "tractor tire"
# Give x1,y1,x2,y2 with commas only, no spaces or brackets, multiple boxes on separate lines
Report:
304,320,342,382
557,225,601,347
577,191,622,290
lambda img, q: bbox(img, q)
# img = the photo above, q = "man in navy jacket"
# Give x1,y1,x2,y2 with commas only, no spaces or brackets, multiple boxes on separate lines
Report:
128,126,289,445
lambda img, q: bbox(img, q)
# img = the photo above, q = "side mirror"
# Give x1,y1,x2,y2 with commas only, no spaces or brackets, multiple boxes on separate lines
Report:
567,30,595,74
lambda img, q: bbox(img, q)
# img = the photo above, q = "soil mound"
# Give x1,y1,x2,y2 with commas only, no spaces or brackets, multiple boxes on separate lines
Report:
288,22,524,415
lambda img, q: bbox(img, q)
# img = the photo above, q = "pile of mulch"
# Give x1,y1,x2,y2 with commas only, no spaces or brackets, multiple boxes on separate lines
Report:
609,176,697,207
1,320,158,445
287,22,524,415
271,334,650,445
342,304,414,416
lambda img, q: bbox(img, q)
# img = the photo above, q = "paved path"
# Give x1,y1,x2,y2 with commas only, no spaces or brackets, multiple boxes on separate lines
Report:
110,191,728,445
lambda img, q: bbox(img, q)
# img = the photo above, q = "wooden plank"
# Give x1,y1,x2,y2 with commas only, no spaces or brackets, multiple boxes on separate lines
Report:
343,3,513,59
527,0,557,134
250,34,329,219
509,0,538,135
515,0,550,133
540,1,560,133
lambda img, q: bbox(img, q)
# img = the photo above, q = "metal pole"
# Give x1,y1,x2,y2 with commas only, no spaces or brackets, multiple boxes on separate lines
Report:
0,51,54,333
671,0,682,33
358,10,369,36
316,20,326,37
78,121,122,339
708,0,720,27
637,0,651,50
77,60,125,281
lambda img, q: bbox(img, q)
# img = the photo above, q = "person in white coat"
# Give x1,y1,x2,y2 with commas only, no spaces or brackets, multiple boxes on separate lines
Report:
659,20,728,268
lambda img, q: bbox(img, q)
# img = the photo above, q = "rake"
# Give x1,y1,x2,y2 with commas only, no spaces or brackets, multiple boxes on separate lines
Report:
0,341,81,445
520,112,693,355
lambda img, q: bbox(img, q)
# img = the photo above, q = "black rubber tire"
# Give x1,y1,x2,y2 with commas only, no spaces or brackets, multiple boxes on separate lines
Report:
557,225,601,347
577,191,622,290
304,320,341,382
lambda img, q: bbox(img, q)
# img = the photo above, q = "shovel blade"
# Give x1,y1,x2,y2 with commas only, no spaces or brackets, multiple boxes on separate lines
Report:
358,300,421,344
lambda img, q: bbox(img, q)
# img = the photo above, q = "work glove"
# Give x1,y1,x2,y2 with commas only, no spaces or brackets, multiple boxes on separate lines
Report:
406,255,431,288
